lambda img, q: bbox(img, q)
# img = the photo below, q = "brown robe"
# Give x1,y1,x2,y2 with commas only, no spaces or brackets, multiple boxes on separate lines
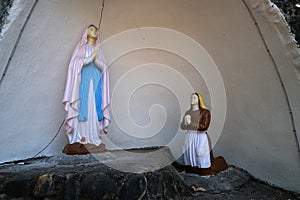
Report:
181,108,228,175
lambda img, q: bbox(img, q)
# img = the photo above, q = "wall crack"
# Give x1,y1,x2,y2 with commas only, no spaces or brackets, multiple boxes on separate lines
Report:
98,0,105,30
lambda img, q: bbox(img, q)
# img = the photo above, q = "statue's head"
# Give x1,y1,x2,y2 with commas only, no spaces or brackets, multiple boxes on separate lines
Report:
191,93,207,109
191,93,199,106
87,24,98,39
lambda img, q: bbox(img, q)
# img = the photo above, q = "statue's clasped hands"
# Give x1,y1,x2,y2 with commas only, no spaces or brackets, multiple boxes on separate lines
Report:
184,115,192,125
92,47,98,61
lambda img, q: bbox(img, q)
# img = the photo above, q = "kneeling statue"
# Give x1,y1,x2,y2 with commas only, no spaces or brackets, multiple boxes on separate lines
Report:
180,93,228,175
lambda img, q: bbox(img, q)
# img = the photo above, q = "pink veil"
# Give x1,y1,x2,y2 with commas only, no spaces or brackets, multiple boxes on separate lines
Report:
63,27,110,137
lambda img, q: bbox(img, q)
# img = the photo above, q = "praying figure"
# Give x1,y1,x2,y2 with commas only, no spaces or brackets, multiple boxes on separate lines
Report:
181,93,228,175
62,25,110,155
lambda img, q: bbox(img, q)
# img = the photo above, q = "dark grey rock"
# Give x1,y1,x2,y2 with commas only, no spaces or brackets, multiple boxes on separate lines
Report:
271,0,300,44
80,172,113,199
0,151,299,199
0,156,188,199
180,167,300,200
0,0,13,33
46,153,99,166
2,177,31,198
118,174,147,200
180,167,251,193
145,166,188,199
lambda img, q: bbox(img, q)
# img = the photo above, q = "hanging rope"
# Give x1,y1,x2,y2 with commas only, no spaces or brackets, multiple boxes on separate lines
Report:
32,119,65,158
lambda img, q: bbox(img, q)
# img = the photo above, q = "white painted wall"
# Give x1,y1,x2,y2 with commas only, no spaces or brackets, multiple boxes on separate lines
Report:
0,0,299,192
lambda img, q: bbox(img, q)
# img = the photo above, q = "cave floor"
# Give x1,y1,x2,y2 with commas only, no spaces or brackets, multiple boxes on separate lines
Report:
0,148,299,199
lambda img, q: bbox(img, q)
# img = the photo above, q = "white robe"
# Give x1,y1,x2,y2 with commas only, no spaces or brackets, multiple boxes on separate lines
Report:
183,130,211,168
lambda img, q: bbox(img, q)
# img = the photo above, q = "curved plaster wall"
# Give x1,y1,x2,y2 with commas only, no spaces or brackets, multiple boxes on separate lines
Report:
0,0,299,192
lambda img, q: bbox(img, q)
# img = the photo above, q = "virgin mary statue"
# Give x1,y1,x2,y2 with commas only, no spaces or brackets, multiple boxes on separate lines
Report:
62,25,110,154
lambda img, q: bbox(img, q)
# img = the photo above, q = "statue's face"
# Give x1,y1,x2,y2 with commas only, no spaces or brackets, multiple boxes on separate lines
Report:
87,26,98,38
191,94,199,106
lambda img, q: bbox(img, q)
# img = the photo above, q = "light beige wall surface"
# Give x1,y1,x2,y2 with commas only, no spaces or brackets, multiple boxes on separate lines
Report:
0,0,299,192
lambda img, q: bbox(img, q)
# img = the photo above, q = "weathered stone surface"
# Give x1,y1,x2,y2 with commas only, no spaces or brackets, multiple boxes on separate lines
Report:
0,0,13,32
0,149,188,199
180,167,251,193
0,150,299,199
180,167,300,200
145,166,187,199
271,0,300,43
0,163,188,199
